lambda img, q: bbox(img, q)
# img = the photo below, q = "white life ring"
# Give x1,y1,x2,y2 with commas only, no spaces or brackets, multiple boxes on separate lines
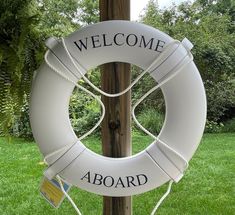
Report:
30,21,206,197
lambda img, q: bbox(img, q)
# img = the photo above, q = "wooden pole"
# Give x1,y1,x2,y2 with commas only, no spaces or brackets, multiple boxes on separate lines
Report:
99,0,132,214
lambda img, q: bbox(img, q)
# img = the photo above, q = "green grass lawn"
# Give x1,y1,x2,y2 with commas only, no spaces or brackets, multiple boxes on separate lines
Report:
0,133,234,215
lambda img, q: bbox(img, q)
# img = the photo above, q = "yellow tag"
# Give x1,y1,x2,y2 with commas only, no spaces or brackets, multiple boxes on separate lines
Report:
40,176,71,208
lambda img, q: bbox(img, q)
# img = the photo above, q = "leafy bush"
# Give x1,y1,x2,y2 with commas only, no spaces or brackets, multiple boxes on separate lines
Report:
12,103,33,139
205,80,235,122
205,120,224,133
131,65,165,112
135,108,165,135
222,118,235,133
69,88,101,136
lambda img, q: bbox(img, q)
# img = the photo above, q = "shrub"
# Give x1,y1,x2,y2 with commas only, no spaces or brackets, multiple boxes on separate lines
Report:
12,103,33,139
135,108,165,135
69,89,101,136
222,117,235,133
205,120,224,133
131,65,165,112
205,80,235,122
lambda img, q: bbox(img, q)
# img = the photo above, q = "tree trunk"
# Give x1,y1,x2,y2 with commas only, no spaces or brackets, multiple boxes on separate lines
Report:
99,0,132,215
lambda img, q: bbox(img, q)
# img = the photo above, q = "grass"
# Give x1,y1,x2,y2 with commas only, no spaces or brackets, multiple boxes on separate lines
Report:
0,133,234,215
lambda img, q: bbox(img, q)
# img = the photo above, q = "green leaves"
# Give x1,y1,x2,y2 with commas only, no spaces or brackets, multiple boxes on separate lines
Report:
77,0,99,25
37,0,80,37
69,88,101,136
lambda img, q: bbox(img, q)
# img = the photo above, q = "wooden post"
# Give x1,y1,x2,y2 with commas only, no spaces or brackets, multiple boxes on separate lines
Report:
99,0,132,215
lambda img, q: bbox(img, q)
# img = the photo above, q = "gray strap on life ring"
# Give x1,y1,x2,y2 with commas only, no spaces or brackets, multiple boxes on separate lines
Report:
44,141,86,180
150,38,193,82
146,140,188,183
45,37,84,80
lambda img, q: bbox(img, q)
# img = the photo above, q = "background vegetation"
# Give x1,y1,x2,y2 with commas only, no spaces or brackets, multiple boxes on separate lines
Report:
0,0,234,138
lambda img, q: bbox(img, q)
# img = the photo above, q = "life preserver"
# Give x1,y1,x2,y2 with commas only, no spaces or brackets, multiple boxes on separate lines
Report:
30,21,206,197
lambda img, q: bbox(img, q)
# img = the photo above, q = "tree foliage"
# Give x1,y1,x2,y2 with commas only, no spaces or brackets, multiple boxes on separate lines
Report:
36,0,80,36
0,0,43,134
77,0,99,25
